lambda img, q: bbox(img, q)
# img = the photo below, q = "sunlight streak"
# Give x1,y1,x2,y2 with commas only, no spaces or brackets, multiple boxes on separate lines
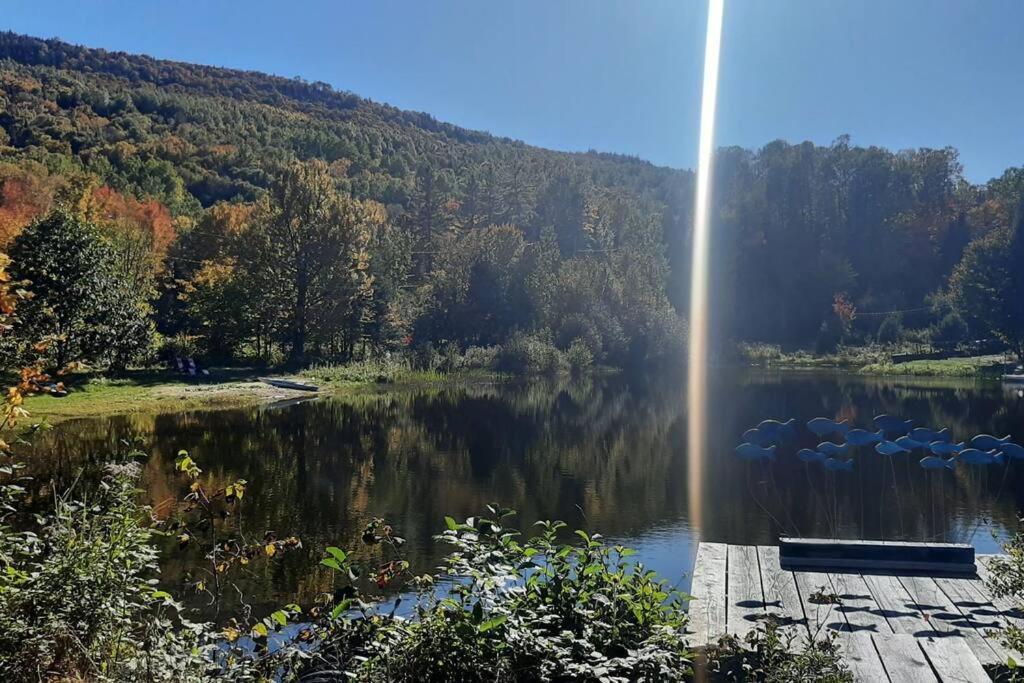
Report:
687,0,724,537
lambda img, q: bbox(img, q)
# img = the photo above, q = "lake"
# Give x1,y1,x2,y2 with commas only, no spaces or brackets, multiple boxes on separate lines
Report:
26,369,1024,617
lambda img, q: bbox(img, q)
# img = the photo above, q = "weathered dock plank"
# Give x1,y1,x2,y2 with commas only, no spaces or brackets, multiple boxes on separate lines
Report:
726,544,764,640
897,574,1002,667
834,632,889,682
934,575,1020,667
756,545,807,639
863,573,930,635
688,542,727,647
793,570,845,633
691,545,1011,682
871,633,938,683
918,635,992,682
974,555,1024,627
829,572,893,634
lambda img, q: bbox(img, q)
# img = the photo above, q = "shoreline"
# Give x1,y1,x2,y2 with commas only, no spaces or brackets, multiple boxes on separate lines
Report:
22,356,1010,425
21,368,508,423
738,354,1006,379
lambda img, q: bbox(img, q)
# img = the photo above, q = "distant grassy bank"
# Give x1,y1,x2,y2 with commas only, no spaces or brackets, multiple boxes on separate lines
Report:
21,363,506,423
736,342,1008,378
858,355,1005,377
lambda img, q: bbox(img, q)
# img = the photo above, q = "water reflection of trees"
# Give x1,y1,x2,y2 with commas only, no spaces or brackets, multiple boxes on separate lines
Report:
25,371,1024,615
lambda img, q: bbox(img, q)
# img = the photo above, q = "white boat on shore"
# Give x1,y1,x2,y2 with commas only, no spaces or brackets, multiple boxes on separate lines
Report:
259,377,320,392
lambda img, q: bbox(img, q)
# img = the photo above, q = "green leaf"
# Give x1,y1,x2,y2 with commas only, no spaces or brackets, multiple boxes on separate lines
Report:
330,601,350,620
478,615,507,632
151,590,172,600
445,516,458,531
270,610,288,626
320,557,342,571
325,546,347,563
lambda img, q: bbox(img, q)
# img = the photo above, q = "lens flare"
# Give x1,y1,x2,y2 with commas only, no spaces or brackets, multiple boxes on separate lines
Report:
687,0,724,536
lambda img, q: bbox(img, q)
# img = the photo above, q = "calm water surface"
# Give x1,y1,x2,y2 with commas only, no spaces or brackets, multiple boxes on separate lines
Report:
28,369,1024,615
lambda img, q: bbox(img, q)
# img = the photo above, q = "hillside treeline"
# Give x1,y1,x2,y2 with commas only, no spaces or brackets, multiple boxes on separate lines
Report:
0,32,1021,370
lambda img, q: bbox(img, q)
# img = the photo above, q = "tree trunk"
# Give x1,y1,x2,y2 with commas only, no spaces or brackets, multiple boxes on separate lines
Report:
291,265,308,366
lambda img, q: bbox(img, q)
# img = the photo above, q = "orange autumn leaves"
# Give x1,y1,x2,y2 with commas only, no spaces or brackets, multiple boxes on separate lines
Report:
0,162,176,283
81,185,175,261
0,164,61,246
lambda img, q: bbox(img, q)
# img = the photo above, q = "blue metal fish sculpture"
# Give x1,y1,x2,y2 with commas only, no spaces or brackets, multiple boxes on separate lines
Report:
742,428,776,447
895,436,928,452
958,448,1003,466
817,441,851,457
928,441,963,456
875,440,910,456
970,434,1013,451
735,443,777,461
757,419,797,440
807,417,849,437
920,456,956,470
910,427,950,444
873,414,914,435
845,428,884,446
797,448,827,463
824,458,854,472
999,442,1024,460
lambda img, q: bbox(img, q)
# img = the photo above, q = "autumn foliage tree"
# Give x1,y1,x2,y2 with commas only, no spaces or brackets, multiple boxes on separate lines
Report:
950,202,1024,363
9,211,152,370
79,185,176,293
245,160,375,364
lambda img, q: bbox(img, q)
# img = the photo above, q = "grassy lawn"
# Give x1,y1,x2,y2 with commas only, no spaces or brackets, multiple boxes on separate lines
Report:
21,368,292,421
858,355,1006,377
20,364,507,423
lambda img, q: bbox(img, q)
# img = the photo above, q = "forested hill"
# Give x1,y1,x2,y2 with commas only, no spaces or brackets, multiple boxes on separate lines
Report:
0,31,1021,369
0,32,686,211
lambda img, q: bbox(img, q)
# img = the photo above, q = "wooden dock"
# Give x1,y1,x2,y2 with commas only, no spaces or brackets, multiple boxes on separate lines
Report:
689,543,1024,681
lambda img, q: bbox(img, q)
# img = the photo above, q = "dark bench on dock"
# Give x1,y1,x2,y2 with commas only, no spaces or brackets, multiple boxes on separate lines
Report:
689,542,1022,682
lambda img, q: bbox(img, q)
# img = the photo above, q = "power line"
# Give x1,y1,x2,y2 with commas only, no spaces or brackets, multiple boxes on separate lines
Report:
855,306,932,317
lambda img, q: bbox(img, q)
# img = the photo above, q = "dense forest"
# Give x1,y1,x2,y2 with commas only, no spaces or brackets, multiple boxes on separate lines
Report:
0,32,1021,371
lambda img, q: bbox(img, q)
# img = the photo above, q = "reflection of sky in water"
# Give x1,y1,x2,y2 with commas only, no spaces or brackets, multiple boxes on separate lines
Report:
25,370,1024,617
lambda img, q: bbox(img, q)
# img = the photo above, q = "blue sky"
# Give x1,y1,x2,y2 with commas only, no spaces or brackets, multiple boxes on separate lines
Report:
3,0,1021,181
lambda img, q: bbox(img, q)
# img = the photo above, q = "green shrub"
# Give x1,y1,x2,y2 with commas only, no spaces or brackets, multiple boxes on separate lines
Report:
496,332,568,375
305,357,408,384
983,525,1024,665
737,342,783,365
297,506,693,682
566,337,594,374
0,461,210,681
458,345,501,371
876,314,904,344
934,312,969,344
707,617,852,682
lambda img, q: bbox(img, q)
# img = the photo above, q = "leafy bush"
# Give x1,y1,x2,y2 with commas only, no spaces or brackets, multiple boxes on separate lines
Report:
566,337,594,374
736,342,784,365
295,506,692,681
9,211,153,371
933,312,969,344
459,344,501,370
0,461,210,681
876,314,904,344
496,332,568,375
707,617,852,682
305,357,410,384
984,524,1024,662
